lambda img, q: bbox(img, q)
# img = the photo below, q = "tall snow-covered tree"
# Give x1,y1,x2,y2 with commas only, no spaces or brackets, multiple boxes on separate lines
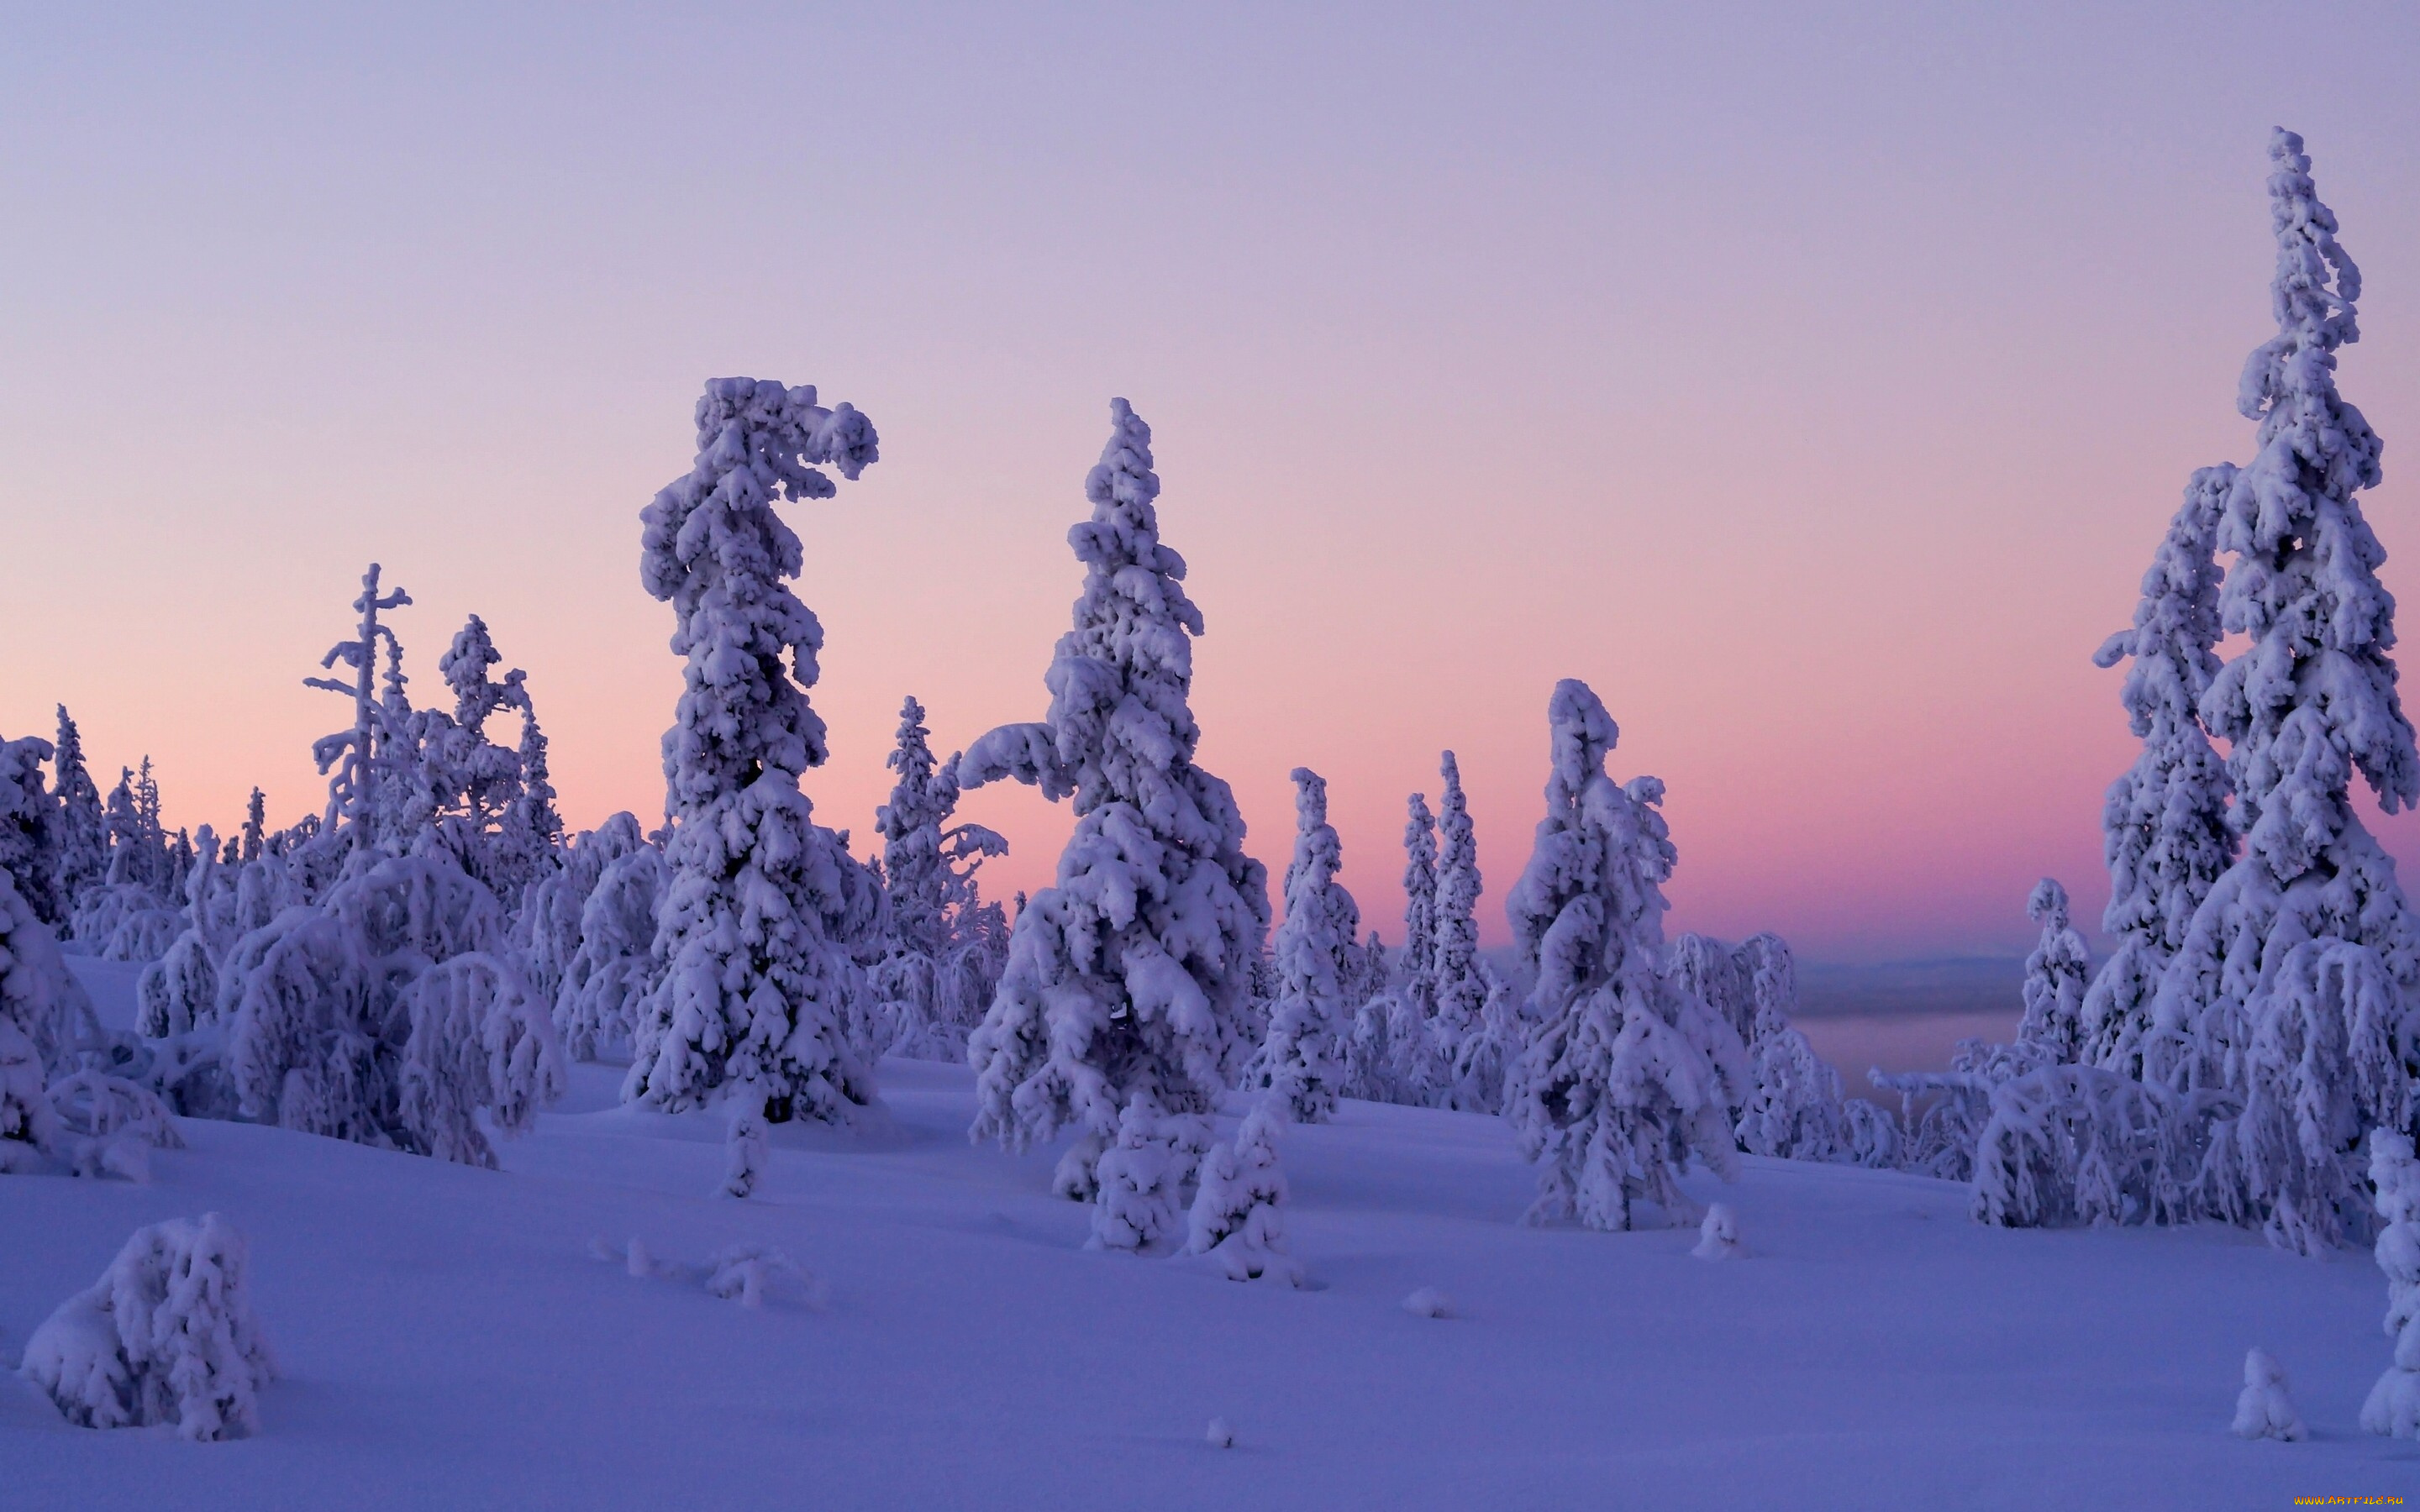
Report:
960,398,1270,1247
2152,130,2420,1254
239,788,266,864
2016,879,2090,1063
1430,751,1492,1106
2079,468,2238,1074
870,697,1008,1060
52,708,105,917
1377,791,1449,1104
1249,768,1362,1122
622,377,884,1126
1506,680,1749,1231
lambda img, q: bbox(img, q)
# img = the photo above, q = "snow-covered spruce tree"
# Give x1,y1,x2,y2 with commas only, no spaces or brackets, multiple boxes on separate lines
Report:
1430,751,1494,1108
1248,768,1362,1122
1507,680,1749,1230
960,398,1270,1245
516,812,646,1006
1453,972,1527,1116
1,870,99,1171
304,565,413,862
52,707,106,920
2017,879,2090,1063
2363,1128,2420,1438
136,823,240,1038
2151,131,2420,1254
0,732,60,927
239,788,266,864
623,376,884,1127
1731,933,1851,1163
19,1212,273,1441
871,697,1008,1061
1185,1103,1303,1284
2079,467,2238,1074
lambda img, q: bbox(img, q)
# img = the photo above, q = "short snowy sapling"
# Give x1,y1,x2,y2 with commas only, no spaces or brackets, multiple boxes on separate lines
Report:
2362,1129,2420,1439
871,697,1008,1062
1691,1203,1743,1260
2149,131,2420,1256
1401,1286,1453,1319
2017,879,2090,1064
2232,1348,2307,1442
1250,768,1362,1122
1507,680,1749,1231
624,378,884,1126
960,399,1269,1233
19,1213,274,1441
723,1084,771,1200
1730,933,1850,1163
1186,1102,1304,1284
1090,1089,1186,1253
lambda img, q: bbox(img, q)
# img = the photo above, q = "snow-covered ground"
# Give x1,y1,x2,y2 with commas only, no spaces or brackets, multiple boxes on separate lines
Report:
3,959,2410,1509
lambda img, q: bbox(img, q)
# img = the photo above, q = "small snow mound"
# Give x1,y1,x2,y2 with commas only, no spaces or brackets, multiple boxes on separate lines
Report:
2232,1347,2306,1441
1691,1203,1744,1260
705,1244,816,1310
1206,1416,1234,1448
1401,1287,1453,1319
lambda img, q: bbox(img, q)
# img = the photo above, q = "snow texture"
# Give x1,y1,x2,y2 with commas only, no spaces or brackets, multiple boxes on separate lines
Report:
625,377,884,1125
960,399,1270,1226
1506,680,1749,1231
19,1212,273,1441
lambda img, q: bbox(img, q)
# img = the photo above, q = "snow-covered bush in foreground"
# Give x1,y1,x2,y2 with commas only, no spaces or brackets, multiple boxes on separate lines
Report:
960,399,1268,1238
2231,1348,2306,1442
1186,1104,1302,1284
1249,768,1360,1122
1507,680,1748,1231
624,377,883,1126
20,1212,273,1441
2362,1129,2420,1439
223,853,563,1164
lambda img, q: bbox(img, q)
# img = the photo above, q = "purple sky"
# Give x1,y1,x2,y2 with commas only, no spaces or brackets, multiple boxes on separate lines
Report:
6,4,2420,962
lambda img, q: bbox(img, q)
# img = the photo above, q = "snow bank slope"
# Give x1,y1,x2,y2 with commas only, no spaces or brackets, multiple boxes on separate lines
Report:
1,962,2407,1507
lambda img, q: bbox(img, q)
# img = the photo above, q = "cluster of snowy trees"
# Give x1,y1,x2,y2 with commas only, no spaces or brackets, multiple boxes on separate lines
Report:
1859,132,2420,1265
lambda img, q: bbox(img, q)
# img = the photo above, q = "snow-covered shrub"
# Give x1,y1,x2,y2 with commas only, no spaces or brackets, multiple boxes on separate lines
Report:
224,853,561,1162
1842,1098,1903,1169
48,1070,184,1183
1205,1417,1235,1449
2148,131,2420,1256
1401,1286,1452,1319
1185,1104,1302,1284
624,377,884,1125
961,400,1269,1221
1691,1202,1743,1260
1249,769,1361,1122
1088,1090,1186,1253
2080,465,2237,1075
1732,933,1849,1163
1507,680,1749,1231
723,1087,770,1200
1970,1063,2225,1230
19,1212,273,1441
2360,1129,2420,1439
101,906,182,965
2016,879,2089,1063
1,870,103,1171
705,1243,809,1309
2232,1348,2307,1441
514,812,646,1007
2199,939,2417,1252
1452,974,1526,1116
555,842,670,1062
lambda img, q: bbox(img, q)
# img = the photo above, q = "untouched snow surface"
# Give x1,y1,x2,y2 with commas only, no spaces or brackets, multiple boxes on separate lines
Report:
3,958,2412,1508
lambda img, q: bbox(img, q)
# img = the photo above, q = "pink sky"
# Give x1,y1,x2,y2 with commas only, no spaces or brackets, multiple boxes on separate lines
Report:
6,5,2420,962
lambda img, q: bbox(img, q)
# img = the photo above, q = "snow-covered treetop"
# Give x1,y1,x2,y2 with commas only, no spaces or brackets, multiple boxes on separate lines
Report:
2096,465,2232,734
439,614,525,736
304,564,412,848
2204,128,2417,833
1507,679,1671,994
639,377,880,811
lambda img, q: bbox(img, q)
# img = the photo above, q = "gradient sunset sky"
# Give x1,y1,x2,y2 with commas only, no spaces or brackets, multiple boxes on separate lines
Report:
7,4,2420,962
